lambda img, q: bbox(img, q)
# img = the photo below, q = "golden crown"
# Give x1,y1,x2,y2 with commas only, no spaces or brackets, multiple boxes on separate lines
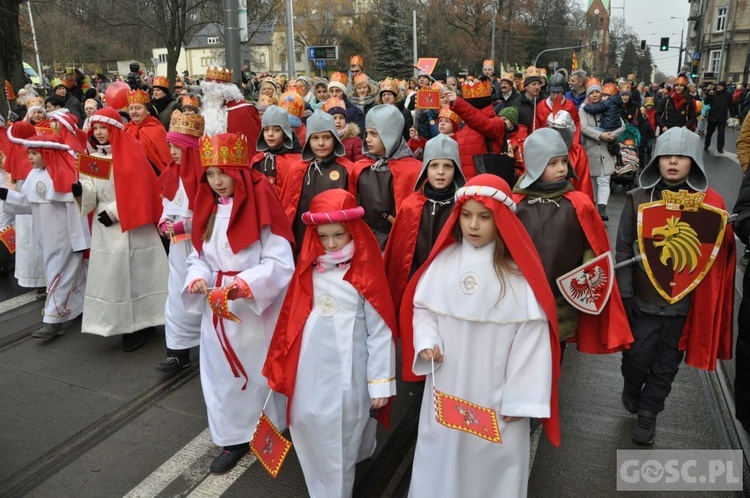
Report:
180,95,200,109
354,73,369,86
483,59,495,68
330,72,349,86
379,78,399,95
663,190,704,212
350,54,364,66
322,97,346,113
25,96,44,109
674,75,688,86
169,110,204,138
199,133,249,168
153,76,170,89
205,66,233,83
461,79,492,99
524,66,542,78
438,106,461,126
127,89,150,105
500,72,514,82
278,91,304,118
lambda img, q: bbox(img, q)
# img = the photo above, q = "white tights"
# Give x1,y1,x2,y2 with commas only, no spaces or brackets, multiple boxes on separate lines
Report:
591,175,611,206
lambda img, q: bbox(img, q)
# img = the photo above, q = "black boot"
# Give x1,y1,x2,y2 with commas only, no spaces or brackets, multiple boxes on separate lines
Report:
632,409,657,445
210,443,249,474
621,388,640,414
155,348,191,374
122,327,154,352
597,204,609,221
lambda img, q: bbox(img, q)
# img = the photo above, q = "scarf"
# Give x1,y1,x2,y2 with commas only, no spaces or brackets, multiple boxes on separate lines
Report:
423,182,456,202
152,94,174,114
313,240,355,272
671,91,686,111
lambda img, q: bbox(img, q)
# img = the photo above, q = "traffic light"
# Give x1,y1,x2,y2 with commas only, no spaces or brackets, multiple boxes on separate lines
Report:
660,37,669,51
640,40,646,50
591,40,598,51
691,60,699,79
574,39,582,52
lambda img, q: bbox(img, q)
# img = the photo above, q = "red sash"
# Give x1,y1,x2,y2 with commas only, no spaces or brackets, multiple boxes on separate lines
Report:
212,270,249,390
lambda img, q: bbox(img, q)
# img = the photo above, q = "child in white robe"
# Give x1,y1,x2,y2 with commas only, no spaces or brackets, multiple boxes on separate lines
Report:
0,134,89,339
264,188,397,498
183,132,294,474
401,174,561,498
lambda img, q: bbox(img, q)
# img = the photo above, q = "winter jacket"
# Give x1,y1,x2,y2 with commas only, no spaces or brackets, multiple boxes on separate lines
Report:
508,92,540,131
704,89,736,122
737,113,750,173
655,92,697,130
449,97,506,179
732,171,750,430
580,103,626,177
581,94,623,132
565,89,587,109
342,94,365,138
620,100,643,127
339,123,365,163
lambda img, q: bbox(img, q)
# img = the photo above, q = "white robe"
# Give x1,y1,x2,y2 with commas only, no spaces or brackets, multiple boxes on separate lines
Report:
12,179,46,287
4,168,90,323
77,143,169,336
409,240,552,498
182,201,293,446
161,179,201,350
290,265,396,498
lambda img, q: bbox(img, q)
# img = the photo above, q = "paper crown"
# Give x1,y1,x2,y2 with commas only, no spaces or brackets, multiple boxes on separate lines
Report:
500,72,514,83
258,94,278,107
644,96,655,107
602,82,618,95
524,66,542,78
127,89,150,105
350,54,364,66
205,66,233,83
278,91,304,118
199,133,249,168
674,75,688,86
379,78,399,95
25,96,44,109
461,79,492,99
354,73,369,86
483,59,495,69
618,81,632,92
438,106,462,127
322,97,346,113
586,77,601,88
330,72,349,86
153,76,169,89
169,110,204,138
180,95,200,109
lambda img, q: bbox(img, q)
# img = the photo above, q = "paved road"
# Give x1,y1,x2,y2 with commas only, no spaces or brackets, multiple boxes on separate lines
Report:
1,128,748,497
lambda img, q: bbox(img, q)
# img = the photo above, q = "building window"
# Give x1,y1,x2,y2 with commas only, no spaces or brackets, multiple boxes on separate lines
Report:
200,56,213,68
207,36,220,45
709,50,721,73
716,7,727,32
158,54,167,63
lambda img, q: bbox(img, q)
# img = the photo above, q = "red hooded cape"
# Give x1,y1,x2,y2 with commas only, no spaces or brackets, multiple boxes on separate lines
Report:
349,156,422,213
158,142,201,210
514,189,634,353
399,174,561,446
6,121,37,181
25,134,78,194
88,108,163,232
190,136,293,255
124,114,174,174
680,189,735,370
263,189,398,428
250,150,302,198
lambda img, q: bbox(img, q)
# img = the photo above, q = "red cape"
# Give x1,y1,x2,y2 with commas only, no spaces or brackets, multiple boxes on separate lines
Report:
399,175,561,446
514,189,634,353
158,145,202,209
250,150,302,198
263,189,397,428
680,189,735,370
349,156,422,212
279,157,355,224
227,100,261,158
5,121,37,181
124,115,174,174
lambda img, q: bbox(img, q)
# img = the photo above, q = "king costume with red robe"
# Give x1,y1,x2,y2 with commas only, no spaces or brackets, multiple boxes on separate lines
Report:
263,189,396,498
402,175,560,498
227,99,261,158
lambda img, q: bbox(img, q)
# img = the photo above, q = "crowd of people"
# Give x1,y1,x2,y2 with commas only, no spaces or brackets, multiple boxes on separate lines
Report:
1,53,747,497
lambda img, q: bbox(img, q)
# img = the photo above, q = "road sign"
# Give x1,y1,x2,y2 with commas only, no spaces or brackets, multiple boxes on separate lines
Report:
549,61,558,70
315,59,326,69
307,46,338,60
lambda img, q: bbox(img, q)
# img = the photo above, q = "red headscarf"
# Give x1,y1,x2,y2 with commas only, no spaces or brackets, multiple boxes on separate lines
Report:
50,111,86,153
5,121,37,180
23,134,77,193
123,114,174,174
190,133,293,254
263,188,397,427
399,174,561,446
88,108,163,232
158,132,201,209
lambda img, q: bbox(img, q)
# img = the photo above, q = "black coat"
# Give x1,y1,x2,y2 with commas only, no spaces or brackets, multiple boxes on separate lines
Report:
508,92,539,131
733,173,750,431
704,89,736,122
655,92,696,130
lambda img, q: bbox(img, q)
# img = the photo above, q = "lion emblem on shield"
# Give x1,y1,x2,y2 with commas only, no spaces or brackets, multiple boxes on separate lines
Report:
651,216,702,273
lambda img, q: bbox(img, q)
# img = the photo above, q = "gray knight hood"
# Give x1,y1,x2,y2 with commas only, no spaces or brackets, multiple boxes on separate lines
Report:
639,127,707,191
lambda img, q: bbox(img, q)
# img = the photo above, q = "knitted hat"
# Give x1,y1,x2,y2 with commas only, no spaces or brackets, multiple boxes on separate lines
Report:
524,66,542,87
586,84,603,97
498,106,519,126
328,72,348,94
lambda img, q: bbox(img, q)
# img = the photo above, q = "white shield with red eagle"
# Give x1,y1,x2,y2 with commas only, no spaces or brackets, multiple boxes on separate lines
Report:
556,251,614,315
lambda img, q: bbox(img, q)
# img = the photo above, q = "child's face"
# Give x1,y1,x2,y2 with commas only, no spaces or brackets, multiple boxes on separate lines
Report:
92,123,110,144
459,199,497,249
437,117,454,135
426,159,455,190
332,114,346,131
658,155,692,184
539,155,569,183
308,131,335,159
316,222,352,252
365,129,386,156
264,125,285,149
27,150,44,169
206,166,236,197
169,142,182,165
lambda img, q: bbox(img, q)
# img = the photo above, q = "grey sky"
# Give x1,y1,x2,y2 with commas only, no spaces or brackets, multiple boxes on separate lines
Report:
576,0,692,77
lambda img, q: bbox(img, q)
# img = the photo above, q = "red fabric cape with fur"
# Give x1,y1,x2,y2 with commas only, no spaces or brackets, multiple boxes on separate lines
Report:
263,189,397,428
514,189,634,353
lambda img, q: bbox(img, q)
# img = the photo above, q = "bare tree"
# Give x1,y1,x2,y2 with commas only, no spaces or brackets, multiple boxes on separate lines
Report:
0,0,25,117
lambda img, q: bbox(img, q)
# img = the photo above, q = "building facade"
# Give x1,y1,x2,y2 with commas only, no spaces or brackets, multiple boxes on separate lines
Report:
688,0,749,84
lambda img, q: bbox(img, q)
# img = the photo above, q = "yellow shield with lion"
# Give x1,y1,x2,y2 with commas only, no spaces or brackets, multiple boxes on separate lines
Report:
637,190,728,304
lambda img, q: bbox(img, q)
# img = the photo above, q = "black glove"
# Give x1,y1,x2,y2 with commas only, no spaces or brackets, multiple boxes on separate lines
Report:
0,188,6,201
97,210,114,227
71,182,82,197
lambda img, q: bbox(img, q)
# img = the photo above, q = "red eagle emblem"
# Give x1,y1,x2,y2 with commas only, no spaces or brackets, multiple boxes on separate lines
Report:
556,252,614,315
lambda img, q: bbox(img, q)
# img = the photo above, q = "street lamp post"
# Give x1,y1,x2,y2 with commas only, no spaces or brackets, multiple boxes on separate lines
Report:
670,16,686,74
